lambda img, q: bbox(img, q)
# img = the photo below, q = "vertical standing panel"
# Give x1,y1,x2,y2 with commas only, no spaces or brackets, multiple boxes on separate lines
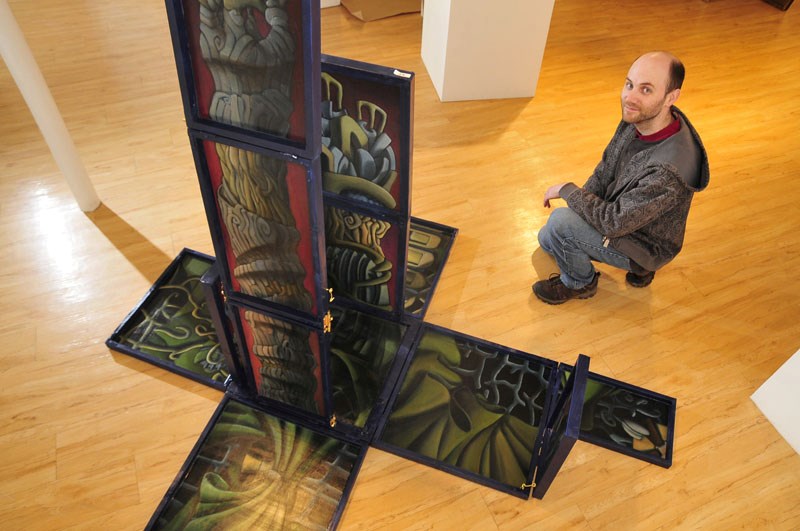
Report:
106,249,229,390
319,55,414,319
165,0,321,158
229,300,331,419
324,201,406,318
191,132,328,326
531,355,590,499
320,55,413,217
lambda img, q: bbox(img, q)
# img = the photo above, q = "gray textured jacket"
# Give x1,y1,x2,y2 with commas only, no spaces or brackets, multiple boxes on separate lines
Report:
559,107,709,271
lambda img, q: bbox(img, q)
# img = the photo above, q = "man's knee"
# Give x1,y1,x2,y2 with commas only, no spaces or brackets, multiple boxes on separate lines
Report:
543,207,579,239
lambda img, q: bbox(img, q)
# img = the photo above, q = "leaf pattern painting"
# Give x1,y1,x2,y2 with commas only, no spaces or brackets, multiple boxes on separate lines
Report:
381,328,552,490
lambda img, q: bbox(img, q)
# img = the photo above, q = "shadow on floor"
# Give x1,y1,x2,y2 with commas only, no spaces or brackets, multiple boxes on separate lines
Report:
86,203,173,284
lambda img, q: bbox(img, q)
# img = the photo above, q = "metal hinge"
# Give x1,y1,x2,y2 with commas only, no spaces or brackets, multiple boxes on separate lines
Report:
329,414,337,428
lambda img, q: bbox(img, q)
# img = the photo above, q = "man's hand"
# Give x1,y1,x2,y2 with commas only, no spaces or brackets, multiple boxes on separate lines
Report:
543,183,567,208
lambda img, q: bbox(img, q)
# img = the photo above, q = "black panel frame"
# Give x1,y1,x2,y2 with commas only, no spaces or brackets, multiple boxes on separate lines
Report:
531,354,590,499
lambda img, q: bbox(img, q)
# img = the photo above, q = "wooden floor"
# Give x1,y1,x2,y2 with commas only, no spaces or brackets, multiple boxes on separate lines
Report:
1,0,799,528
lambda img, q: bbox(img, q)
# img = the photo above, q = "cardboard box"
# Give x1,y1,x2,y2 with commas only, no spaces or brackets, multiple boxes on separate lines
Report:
341,0,420,21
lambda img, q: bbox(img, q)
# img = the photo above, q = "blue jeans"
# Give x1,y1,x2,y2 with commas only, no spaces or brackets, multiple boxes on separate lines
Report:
538,208,632,289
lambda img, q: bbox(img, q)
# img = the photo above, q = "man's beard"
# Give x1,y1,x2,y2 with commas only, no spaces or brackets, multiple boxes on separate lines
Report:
621,96,667,125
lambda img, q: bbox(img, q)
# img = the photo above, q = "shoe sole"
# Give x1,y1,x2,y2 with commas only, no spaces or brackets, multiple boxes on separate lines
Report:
534,289,597,305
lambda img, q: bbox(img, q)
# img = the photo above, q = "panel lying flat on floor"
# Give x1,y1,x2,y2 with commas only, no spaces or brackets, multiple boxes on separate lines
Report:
147,396,366,530
580,372,676,467
106,249,229,389
376,323,558,497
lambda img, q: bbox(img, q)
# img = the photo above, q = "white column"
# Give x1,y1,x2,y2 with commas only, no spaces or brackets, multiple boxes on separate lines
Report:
0,0,100,212
421,0,556,102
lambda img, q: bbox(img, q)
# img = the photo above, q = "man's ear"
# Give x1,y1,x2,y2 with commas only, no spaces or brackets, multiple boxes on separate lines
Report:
667,88,681,107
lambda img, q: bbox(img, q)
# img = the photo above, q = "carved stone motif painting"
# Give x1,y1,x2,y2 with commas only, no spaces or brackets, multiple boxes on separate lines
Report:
232,303,326,416
178,0,310,147
324,204,401,313
320,58,412,214
196,136,323,320
148,398,360,530
329,307,408,428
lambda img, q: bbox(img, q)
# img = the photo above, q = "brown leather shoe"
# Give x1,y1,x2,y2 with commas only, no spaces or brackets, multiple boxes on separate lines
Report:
626,261,655,287
532,272,600,305
626,270,655,287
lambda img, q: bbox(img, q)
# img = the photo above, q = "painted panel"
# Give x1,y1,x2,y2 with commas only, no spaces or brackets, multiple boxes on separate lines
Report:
106,249,229,389
167,0,320,156
148,398,361,530
232,303,327,417
380,325,556,494
329,307,409,429
194,134,325,321
324,203,403,315
320,55,413,215
580,372,676,467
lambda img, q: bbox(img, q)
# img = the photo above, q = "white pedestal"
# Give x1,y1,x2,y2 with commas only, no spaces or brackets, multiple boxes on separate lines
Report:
752,348,800,455
421,0,555,102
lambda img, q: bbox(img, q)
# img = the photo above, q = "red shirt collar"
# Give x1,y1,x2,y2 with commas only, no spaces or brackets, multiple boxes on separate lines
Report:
636,116,681,142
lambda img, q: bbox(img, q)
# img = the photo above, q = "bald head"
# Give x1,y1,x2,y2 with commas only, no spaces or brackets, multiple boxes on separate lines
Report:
632,51,685,94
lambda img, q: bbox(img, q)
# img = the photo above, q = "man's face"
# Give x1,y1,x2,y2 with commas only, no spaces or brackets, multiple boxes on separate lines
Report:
620,55,677,128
